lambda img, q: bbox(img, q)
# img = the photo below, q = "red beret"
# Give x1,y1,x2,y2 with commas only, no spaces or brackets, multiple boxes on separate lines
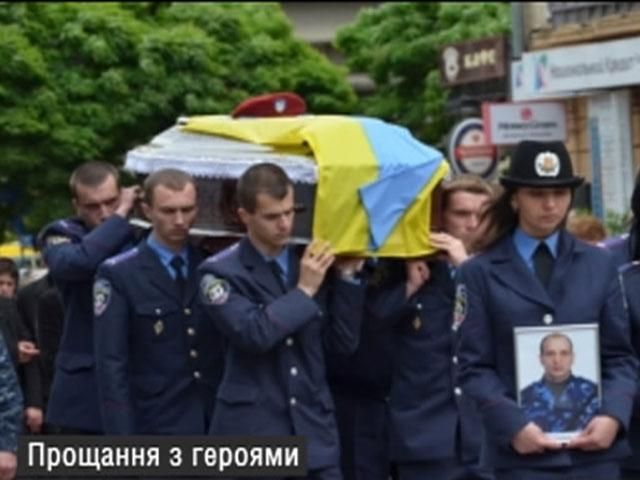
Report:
231,92,307,118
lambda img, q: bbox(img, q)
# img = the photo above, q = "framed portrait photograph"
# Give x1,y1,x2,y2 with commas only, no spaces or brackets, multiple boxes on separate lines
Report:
513,323,601,442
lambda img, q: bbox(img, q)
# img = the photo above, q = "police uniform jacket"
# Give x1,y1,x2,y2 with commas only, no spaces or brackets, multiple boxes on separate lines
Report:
368,259,483,464
601,232,634,268
620,261,640,471
94,240,225,435
40,215,136,432
325,261,394,480
456,230,638,470
198,238,366,471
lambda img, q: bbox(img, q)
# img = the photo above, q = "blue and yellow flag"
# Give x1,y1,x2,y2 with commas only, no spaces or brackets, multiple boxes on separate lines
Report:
183,115,449,257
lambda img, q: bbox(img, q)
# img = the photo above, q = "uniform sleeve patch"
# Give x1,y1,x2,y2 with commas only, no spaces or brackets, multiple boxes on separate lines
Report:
46,235,71,246
93,278,112,316
453,284,467,328
200,274,230,305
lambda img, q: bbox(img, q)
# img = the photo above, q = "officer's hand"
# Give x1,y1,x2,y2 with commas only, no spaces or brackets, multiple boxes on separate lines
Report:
511,422,563,455
24,407,44,434
405,259,430,298
429,232,469,267
297,240,335,298
115,186,143,218
567,415,620,451
17,341,40,364
0,451,17,480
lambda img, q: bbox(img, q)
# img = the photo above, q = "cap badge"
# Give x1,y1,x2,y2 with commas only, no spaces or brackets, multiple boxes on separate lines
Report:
534,151,560,178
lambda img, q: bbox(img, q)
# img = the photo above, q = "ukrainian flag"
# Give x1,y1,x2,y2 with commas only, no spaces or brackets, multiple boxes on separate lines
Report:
183,115,449,257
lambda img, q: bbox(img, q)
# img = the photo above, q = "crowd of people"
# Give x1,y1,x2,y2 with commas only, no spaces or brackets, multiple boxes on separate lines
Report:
1,138,640,480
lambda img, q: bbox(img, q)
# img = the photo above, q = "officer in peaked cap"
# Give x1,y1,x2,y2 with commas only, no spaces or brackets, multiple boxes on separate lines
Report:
454,140,638,480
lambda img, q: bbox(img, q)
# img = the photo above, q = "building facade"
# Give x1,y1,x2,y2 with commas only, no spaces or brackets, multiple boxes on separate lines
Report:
513,2,640,217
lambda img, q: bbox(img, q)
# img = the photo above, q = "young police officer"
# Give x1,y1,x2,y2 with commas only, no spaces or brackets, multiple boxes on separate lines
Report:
198,162,366,480
367,174,494,480
38,161,140,434
94,169,225,434
456,140,638,480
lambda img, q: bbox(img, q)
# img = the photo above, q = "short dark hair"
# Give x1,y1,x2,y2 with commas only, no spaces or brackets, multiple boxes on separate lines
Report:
0,257,19,284
237,163,293,213
540,332,573,355
69,161,120,198
143,168,196,205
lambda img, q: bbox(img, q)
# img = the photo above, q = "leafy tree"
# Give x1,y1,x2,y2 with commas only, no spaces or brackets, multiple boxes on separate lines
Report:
335,2,510,144
0,2,356,240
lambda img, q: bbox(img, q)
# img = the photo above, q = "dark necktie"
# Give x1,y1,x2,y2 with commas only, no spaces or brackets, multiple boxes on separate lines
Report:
533,242,554,289
269,260,287,292
170,255,186,300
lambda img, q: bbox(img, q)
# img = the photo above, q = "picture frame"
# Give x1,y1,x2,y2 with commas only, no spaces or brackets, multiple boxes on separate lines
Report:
513,323,601,442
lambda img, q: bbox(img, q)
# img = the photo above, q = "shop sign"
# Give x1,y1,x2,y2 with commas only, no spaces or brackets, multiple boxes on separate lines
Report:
482,101,566,145
447,118,498,179
440,36,507,86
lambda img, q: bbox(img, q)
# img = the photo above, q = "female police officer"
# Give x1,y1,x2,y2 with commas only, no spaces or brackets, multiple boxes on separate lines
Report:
455,140,638,480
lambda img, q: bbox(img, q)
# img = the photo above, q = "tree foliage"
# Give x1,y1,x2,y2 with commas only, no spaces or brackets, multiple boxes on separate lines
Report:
0,2,356,239
335,2,510,144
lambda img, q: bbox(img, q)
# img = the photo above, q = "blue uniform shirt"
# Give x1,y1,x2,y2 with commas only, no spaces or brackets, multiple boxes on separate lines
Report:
259,246,290,287
147,234,189,280
512,227,559,271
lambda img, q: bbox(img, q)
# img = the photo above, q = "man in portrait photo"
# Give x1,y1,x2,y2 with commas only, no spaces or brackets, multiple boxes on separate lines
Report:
520,332,599,434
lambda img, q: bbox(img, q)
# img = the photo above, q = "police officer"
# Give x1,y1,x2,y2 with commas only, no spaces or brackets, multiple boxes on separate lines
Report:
520,333,598,434
618,173,640,480
325,257,394,480
455,140,638,480
367,174,494,480
93,168,224,434
0,331,22,480
620,259,640,480
198,162,366,480
38,161,140,434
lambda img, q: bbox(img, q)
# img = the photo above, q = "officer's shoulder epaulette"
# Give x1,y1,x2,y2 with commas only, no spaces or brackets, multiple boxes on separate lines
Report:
104,247,140,267
54,218,84,235
203,242,239,265
619,260,640,275
598,233,630,250
39,218,85,248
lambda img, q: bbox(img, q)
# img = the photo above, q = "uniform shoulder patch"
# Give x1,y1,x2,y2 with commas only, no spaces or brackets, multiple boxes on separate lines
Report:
105,247,139,266
204,242,239,265
200,273,231,305
453,284,467,329
93,278,112,316
39,218,84,248
45,235,72,246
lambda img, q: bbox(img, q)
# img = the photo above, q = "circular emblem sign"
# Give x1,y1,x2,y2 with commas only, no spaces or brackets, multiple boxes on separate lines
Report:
448,118,498,179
